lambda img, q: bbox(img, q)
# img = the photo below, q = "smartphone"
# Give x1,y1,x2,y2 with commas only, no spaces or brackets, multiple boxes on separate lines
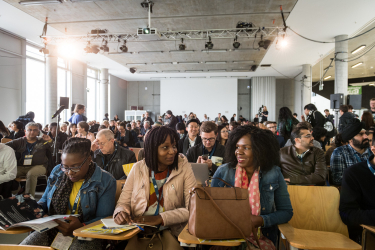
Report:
202,154,208,160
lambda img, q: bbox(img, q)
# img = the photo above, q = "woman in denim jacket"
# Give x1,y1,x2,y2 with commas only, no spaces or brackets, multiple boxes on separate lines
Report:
20,138,116,250
211,126,293,246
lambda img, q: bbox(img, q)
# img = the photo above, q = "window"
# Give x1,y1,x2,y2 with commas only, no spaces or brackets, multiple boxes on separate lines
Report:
26,45,45,125
57,58,71,122
87,68,100,121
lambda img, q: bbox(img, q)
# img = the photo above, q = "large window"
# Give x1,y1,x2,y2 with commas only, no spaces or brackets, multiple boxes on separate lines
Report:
26,45,45,125
87,68,100,121
57,58,71,122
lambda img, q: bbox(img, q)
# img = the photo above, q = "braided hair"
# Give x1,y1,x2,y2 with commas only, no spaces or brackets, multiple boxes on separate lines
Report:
62,137,92,157
225,125,280,172
144,126,180,172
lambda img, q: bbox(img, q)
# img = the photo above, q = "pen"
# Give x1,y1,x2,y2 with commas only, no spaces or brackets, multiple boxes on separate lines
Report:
135,225,144,231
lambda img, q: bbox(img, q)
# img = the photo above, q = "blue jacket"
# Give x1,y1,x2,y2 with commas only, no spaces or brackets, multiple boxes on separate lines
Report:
39,163,116,225
68,113,87,124
211,163,293,245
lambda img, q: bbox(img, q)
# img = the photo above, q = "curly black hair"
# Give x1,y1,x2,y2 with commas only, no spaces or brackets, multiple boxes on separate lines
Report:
225,125,280,172
144,126,180,173
278,107,294,122
62,137,91,157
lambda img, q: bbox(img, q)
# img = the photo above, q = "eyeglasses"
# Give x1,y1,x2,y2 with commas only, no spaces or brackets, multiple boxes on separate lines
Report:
221,130,229,133
202,138,216,143
301,135,312,139
267,126,277,129
60,155,89,173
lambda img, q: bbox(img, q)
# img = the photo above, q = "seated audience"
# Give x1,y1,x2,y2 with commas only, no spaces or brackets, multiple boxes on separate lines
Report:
278,107,299,141
203,114,209,122
186,122,225,175
92,129,136,180
325,134,346,166
60,123,68,134
229,121,239,132
176,122,187,139
36,123,46,136
338,105,355,133
230,114,236,122
67,123,78,138
140,121,151,141
136,120,142,129
0,143,17,199
141,111,154,126
20,138,116,249
16,111,35,129
43,124,49,132
114,114,119,122
165,110,178,130
8,121,25,140
265,121,285,148
339,138,375,243
103,113,109,121
362,111,375,130
280,125,326,185
0,120,10,140
217,124,228,146
330,120,371,186
116,122,131,148
220,115,229,124
293,113,298,119
312,127,328,151
211,125,293,246
102,120,110,129
109,120,117,133
6,122,53,197
253,114,259,123
89,120,100,133
125,123,137,147
75,121,95,142
48,122,68,165
178,119,201,155
68,104,87,124
214,113,222,123
284,122,322,149
113,126,196,239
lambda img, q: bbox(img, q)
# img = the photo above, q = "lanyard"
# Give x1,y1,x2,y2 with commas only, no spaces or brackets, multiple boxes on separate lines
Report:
101,143,118,171
68,183,85,214
353,149,370,163
26,142,37,155
151,170,170,216
203,142,217,159
367,159,375,176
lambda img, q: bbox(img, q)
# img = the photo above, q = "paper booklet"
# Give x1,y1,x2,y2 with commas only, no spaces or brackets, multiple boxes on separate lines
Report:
0,194,78,233
81,223,138,235
101,218,157,228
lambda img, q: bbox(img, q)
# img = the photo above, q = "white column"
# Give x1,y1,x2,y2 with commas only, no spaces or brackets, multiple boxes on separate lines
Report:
100,68,109,118
45,45,58,125
302,64,312,107
251,76,276,121
334,35,348,104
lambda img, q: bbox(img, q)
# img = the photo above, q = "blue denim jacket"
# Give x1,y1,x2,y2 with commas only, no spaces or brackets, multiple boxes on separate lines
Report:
211,163,293,245
39,163,116,225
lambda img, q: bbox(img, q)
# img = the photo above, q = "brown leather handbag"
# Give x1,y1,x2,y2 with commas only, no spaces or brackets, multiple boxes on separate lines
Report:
188,179,261,248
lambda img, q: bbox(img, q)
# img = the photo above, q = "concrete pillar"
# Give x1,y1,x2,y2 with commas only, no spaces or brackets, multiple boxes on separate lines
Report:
100,68,109,118
334,35,348,104
45,45,58,125
302,64,312,107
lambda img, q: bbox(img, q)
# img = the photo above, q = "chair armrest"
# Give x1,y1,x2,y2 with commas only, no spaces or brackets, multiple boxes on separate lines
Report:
278,223,361,250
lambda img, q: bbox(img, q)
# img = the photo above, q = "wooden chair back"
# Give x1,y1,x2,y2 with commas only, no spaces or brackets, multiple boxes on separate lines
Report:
0,245,53,250
1,138,12,143
115,180,126,203
287,185,349,237
129,147,142,161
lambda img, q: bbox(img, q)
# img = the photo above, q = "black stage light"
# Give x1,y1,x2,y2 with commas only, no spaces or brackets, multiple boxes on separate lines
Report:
179,38,186,50
205,36,214,50
120,41,128,52
258,36,271,50
130,68,137,74
233,36,240,49
100,40,109,53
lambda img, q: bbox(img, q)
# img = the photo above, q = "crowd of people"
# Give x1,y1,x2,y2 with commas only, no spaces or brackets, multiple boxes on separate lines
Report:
0,98,374,249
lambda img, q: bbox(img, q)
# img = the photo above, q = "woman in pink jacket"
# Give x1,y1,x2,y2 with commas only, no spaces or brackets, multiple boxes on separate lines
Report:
113,126,197,237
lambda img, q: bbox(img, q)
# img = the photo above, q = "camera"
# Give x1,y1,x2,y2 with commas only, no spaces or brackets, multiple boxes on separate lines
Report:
258,105,264,116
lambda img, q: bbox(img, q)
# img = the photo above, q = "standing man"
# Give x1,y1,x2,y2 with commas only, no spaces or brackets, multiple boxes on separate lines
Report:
370,98,375,121
230,114,236,122
324,109,334,123
141,112,154,126
139,121,151,141
6,122,53,197
47,122,68,167
165,110,178,130
302,104,325,129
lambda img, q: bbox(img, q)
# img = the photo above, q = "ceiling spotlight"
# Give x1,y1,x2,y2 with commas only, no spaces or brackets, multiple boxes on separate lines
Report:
39,46,49,55
179,38,186,51
258,36,271,50
351,45,366,54
205,36,214,50
119,40,128,52
84,41,99,54
130,68,137,74
141,0,153,12
233,36,240,49
324,76,332,80
351,62,363,68
100,40,109,53
250,65,257,71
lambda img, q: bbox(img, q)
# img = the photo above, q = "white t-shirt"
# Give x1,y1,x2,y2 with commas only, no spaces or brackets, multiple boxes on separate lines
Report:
188,136,197,148
0,144,17,184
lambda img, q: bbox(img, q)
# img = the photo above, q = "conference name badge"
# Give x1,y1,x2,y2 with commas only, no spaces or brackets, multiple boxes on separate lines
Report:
24,155,33,166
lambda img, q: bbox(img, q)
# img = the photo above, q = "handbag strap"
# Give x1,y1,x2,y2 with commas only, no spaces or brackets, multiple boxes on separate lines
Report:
193,186,262,250
209,177,234,187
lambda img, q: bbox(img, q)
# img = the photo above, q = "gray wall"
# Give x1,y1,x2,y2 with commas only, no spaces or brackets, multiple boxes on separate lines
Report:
127,81,160,120
276,79,296,120
0,29,26,125
71,60,87,110
237,79,251,121
110,75,128,121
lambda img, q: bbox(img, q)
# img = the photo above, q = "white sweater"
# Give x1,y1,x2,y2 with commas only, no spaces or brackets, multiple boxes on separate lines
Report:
0,144,17,184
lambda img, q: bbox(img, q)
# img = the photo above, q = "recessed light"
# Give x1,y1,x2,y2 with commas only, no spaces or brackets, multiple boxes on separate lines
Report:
138,51,164,54
185,70,203,72
201,49,228,53
169,50,195,53
351,45,366,54
208,69,226,72
232,69,249,72
162,70,180,73
150,77,166,79
369,83,375,86
126,63,147,66
170,77,186,78
210,76,227,78
231,76,249,78
351,62,363,68
324,76,332,80
139,71,158,74
190,76,206,78
178,62,200,64
151,62,172,65
232,60,255,63
371,66,373,69
205,61,227,64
